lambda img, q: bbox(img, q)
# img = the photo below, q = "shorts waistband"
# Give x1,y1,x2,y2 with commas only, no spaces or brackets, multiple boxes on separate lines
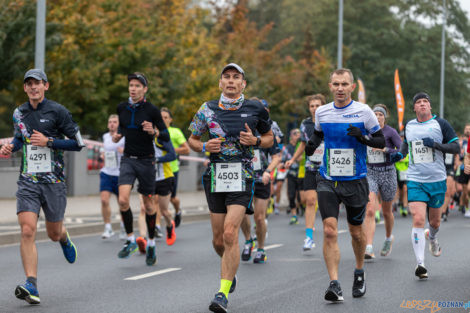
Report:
124,154,155,160
367,164,396,172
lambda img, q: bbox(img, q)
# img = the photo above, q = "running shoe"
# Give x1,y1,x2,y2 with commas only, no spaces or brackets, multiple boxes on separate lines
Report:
303,237,315,251
229,275,237,293
119,224,126,241
166,221,176,245
364,245,375,260
352,271,366,298
253,250,267,264
15,281,40,305
400,207,408,217
145,245,157,266
174,211,182,228
101,227,115,239
375,210,381,223
118,240,138,258
136,236,147,254
465,209,470,218
241,239,253,261
424,228,430,240
324,280,344,302
209,292,228,313
60,232,77,264
429,238,442,257
380,236,394,257
289,216,299,225
274,207,280,215
415,264,428,279
441,212,448,222
155,225,163,238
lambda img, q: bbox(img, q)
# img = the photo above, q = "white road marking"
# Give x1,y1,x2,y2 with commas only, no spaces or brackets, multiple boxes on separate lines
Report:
338,230,348,234
76,218,83,224
124,267,182,281
264,244,283,250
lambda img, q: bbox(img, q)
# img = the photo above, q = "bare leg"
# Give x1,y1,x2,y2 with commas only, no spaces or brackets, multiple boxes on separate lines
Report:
364,192,377,246
100,191,112,224
323,217,340,280
349,223,366,270
18,212,39,278
220,205,246,281
253,198,268,249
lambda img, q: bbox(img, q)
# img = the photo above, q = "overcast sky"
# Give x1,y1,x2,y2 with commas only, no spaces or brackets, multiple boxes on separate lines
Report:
457,0,470,18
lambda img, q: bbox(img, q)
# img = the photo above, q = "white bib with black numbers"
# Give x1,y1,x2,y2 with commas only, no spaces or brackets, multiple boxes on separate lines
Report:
309,142,324,163
411,140,434,164
398,170,407,182
367,146,385,164
328,148,354,176
445,153,453,165
104,151,118,169
212,163,243,192
26,145,52,173
253,149,262,171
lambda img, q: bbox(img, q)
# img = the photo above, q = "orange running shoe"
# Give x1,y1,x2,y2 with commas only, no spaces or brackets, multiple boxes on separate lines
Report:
166,221,176,246
136,236,147,254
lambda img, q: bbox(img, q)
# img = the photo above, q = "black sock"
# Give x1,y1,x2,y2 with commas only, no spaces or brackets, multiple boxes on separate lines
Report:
146,213,156,239
26,276,37,288
120,209,133,234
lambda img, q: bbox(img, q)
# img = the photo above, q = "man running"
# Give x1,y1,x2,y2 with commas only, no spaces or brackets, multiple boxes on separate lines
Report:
391,92,459,279
100,114,125,239
285,94,326,250
114,72,169,263
188,63,273,312
0,69,84,305
282,129,303,224
305,68,385,302
160,107,190,227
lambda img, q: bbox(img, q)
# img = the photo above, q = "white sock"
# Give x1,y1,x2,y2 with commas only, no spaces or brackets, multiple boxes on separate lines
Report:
128,234,136,242
105,223,112,230
386,236,393,241
429,226,439,240
411,228,425,265
366,244,373,250
148,239,155,247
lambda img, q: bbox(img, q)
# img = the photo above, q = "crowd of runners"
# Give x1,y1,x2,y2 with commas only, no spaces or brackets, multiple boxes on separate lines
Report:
2,65,470,313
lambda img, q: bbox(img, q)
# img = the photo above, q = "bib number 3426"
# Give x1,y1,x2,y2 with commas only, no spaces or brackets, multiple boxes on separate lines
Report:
328,148,355,176
26,146,52,173
212,163,243,192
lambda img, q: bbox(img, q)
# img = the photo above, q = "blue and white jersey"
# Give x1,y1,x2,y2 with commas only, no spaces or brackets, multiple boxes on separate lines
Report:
315,100,380,181
404,115,458,183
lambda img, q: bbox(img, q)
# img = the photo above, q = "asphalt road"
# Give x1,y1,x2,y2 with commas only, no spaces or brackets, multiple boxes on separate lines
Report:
1,210,469,313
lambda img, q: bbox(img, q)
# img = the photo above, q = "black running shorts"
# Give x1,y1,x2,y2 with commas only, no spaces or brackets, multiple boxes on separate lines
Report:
303,170,318,191
202,175,254,214
254,181,271,200
118,156,156,197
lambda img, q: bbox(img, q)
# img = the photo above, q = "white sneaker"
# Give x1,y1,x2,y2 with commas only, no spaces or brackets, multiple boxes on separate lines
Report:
303,237,315,251
465,210,470,218
364,245,375,260
102,227,115,239
429,239,442,257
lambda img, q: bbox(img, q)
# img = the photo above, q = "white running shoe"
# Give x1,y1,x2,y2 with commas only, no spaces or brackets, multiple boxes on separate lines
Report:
364,245,375,260
465,210,470,218
102,227,115,239
303,237,315,251
429,238,442,257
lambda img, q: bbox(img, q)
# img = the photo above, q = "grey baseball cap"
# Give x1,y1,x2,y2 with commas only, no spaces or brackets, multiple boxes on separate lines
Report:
221,63,245,77
24,69,48,82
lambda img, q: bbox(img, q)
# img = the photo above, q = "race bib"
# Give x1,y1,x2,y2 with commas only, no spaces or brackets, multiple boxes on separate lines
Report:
367,146,385,164
104,151,118,168
26,145,52,173
398,170,407,182
211,163,243,192
328,148,355,176
445,153,454,165
277,169,287,180
309,143,324,163
411,140,434,164
253,149,262,171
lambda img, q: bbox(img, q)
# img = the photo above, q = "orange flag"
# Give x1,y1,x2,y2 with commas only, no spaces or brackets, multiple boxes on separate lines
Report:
394,69,405,131
357,78,366,104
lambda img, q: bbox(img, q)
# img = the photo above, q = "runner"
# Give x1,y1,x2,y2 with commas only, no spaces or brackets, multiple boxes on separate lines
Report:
240,98,281,263
0,69,85,305
363,104,401,260
390,92,459,279
305,68,385,302
285,94,326,251
455,125,470,216
161,107,190,227
114,72,169,265
395,131,409,217
188,63,273,312
100,114,125,239
441,150,457,221
282,129,303,224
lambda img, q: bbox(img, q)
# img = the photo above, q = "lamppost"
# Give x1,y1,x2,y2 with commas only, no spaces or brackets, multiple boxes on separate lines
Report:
439,0,446,118
35,0,46,70
337,0,343,69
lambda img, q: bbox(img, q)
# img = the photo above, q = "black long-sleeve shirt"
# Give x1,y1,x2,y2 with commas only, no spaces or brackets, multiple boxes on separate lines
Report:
117,99,169,157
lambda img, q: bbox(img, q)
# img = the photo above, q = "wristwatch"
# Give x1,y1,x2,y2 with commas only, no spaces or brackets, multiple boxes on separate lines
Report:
47,138,54,148
255,136,261,146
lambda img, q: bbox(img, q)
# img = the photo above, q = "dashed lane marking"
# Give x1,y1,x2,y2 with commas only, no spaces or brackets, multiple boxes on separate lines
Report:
124,267,182,281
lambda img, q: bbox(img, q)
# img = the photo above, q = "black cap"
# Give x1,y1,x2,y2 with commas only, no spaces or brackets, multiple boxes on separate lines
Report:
412,92,431,105
24,69,48,82
128,73,148,87
221,63,245,77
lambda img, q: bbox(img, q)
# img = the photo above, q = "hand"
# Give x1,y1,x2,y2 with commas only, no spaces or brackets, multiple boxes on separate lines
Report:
390,152,403,163
205,138,222,153
112,133,123,143
262,171,271,185
285,159,294,169
30,130,48,147
240,123,256,146
0,144,13,156
347,124,363,139
141,121,155,135
464,164,470,175
422,137,434,148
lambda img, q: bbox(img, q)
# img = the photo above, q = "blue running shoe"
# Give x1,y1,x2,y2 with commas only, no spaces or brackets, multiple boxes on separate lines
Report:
146,245,157,266
118,240,138,258
209,292,228,313
60,232,77,264
15,281,40,305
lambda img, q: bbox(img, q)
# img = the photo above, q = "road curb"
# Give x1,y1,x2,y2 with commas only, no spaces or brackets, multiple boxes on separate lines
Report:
0,212,210,246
